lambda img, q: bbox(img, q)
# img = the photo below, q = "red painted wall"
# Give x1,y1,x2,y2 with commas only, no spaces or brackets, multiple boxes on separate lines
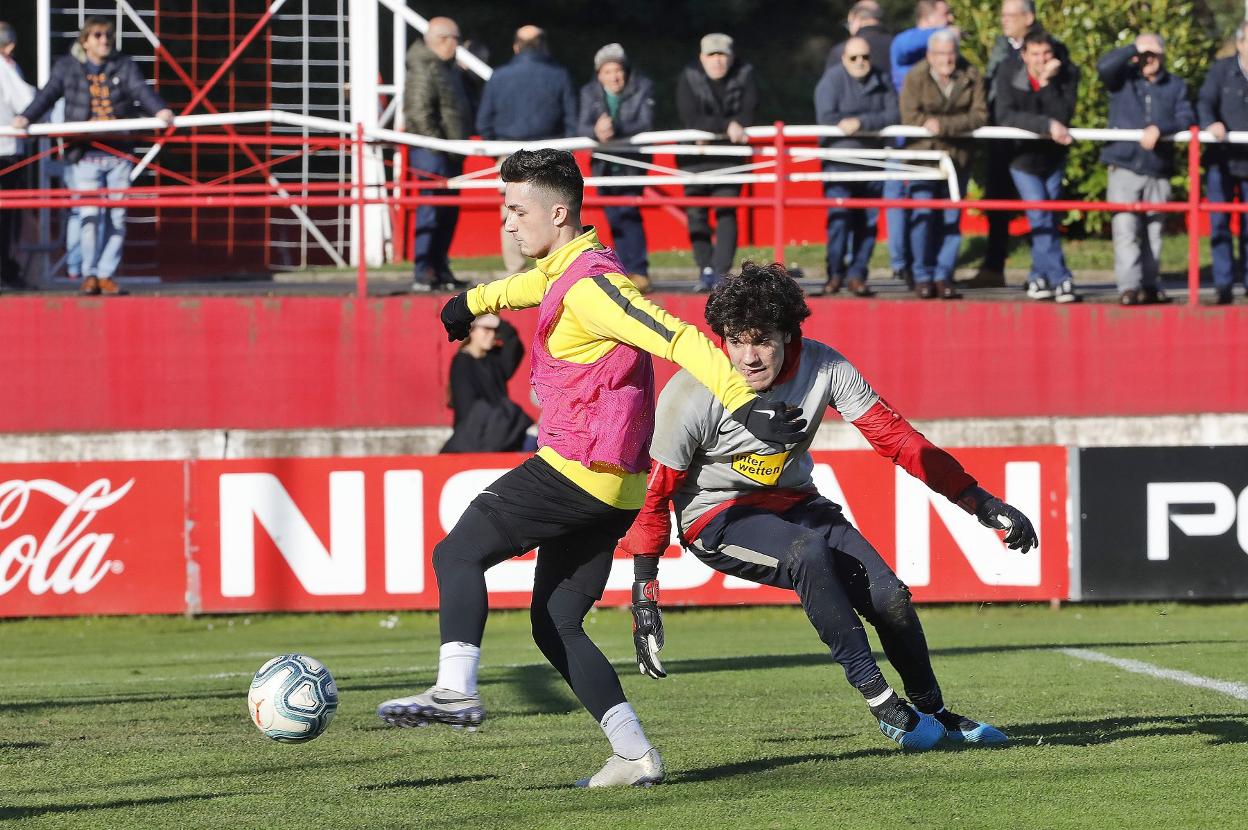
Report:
3,295,1245,433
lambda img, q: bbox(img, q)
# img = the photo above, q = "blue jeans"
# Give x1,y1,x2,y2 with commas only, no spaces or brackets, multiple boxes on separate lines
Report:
883,178,910,271
65,208,82,276
1009,165,1072,284
1207,162,1248,291
908,179,962,284
824,179,880,279
69,154,132,279
410,148,462,281
604,185,648,275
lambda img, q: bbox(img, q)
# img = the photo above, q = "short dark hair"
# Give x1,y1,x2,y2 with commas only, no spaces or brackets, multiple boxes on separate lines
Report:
500,149,584,214
705,261,811,341
1022,29,1055,51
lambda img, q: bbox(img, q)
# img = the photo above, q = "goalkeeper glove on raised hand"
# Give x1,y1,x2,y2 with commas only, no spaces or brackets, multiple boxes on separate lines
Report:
729,398,807,446
631,579,666,679
440,292,475,342
958,485,1038,553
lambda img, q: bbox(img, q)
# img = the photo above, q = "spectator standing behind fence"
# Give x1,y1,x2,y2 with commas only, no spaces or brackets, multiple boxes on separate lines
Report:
887,0,955,287
827,1,893,73
977,0,1070,288
440,314,534,454
996,30,1080,303
0,22,34,290
578,43,655,293
1098,35,1191,306
899,29,986,299
13,16,171,295
476,25,576,277
815,36,898,297
405,16,473,293
1198,21,1248,306
677,33,758,292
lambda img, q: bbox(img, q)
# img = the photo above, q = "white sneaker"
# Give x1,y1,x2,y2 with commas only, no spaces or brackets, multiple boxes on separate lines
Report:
376,686,485,730
1026,277,1053,300
575,748,665,788
1054,279,1079,304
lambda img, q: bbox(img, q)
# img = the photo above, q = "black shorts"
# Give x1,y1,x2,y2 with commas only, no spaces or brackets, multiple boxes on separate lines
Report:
452,456,638,598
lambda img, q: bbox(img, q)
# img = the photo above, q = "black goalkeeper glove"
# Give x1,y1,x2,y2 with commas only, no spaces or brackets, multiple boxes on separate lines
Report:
729,398,807,446
958,485,1038,553
630,579,666,679
440,292,474,342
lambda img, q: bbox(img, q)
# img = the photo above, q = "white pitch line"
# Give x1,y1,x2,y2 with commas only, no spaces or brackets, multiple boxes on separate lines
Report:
1059,648,1248,701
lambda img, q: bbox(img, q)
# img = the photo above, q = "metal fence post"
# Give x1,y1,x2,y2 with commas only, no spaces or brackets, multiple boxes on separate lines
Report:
1188,125,1201,308
772,121,786,266
356,122,368,299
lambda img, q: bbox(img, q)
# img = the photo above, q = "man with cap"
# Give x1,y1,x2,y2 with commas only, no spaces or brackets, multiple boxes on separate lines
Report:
578,43,655,293
676,33,759,291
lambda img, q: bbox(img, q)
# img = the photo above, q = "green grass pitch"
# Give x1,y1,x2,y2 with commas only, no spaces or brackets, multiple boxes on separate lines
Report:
2,603,1246,829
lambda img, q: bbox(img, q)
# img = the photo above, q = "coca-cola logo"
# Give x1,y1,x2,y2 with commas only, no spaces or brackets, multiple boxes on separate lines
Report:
0,478,132,596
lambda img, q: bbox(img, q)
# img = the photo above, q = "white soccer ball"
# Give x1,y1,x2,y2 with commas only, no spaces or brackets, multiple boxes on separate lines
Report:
247,653,338,743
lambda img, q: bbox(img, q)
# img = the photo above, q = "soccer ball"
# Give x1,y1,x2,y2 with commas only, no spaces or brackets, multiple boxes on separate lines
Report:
247,653,338,743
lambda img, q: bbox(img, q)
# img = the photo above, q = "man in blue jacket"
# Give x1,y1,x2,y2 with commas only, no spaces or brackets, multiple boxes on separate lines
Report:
14,16,171,295
476,25,577,276
1198,21,1248,306
578,43,655,292
814,36,899,296
1098,34,1193,306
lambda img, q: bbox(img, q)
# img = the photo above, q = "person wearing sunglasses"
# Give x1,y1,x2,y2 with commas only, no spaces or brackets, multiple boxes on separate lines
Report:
14,16,172,296
1098,34,1193,306
814,36,899,297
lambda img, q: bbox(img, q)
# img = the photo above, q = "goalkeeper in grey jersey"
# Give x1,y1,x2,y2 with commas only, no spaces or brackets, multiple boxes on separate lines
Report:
617,262,1037,750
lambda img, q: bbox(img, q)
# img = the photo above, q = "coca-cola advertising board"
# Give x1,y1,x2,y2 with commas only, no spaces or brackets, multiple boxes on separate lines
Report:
0,462,186,617
1,448,1068,617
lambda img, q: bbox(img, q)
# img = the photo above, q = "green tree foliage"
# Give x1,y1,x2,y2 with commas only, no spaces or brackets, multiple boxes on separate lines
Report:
950,0,1218,232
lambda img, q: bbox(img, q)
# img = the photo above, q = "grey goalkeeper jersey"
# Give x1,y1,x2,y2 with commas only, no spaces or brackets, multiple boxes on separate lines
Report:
651,338,879,533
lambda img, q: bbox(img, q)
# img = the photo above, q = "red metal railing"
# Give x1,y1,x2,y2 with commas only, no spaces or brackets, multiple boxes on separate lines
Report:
3,121,1243,307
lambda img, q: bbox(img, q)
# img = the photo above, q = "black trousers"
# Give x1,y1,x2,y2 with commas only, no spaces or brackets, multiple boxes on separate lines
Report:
432,456,637,720
692,496,940,704
0,156,25,282
684,182,742,275
981,150,1017,271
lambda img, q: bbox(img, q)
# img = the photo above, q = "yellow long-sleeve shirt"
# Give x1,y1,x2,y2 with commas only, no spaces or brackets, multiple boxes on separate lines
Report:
466,227,756,509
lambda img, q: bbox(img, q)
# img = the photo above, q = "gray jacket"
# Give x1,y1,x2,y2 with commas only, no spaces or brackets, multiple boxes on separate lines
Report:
813,64,898,170
577,71,655,177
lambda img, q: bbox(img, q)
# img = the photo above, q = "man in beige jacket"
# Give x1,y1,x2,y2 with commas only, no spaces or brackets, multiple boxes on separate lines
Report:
899,28,987,299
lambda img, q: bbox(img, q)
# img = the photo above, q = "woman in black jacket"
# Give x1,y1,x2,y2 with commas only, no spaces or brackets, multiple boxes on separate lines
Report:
440,315,533,453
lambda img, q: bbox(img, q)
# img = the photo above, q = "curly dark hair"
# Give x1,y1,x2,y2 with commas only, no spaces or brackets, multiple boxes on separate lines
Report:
704,261,811,341
500,148,583,214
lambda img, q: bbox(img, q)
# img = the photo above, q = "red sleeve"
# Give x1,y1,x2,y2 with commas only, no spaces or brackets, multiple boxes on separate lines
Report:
616,463,686,558
852,399,976,504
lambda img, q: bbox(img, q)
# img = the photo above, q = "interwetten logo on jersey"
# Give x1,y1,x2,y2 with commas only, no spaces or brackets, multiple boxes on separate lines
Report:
731,450,790,485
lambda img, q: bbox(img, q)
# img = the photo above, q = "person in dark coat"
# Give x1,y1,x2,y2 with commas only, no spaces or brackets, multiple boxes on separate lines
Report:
404,16,474,292
676,33,758,291
1098,34,1194,305
476,25,577,276
814,36,899,296
578,43,655,291
995,30,1080,303
440,314,533,453
15,16,171,295
1199,21,1248,305
826,0,893,73
975,0,1071,287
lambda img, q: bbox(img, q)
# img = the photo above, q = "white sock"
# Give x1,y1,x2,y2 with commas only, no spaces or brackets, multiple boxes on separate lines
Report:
435,641,481,696
599,702,653,761
865,686,896,708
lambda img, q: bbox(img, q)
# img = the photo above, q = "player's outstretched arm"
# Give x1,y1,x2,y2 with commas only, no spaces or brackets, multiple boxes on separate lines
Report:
851,399,1038,553
440,271,547,341
956,486,1039,553
616,464,687,679
568,275,807,443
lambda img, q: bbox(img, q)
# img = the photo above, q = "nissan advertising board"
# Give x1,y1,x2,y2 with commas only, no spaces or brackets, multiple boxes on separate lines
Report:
0,447,1069,617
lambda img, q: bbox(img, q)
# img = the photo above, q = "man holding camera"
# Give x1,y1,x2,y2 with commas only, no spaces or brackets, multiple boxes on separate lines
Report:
1097,35,1192,306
